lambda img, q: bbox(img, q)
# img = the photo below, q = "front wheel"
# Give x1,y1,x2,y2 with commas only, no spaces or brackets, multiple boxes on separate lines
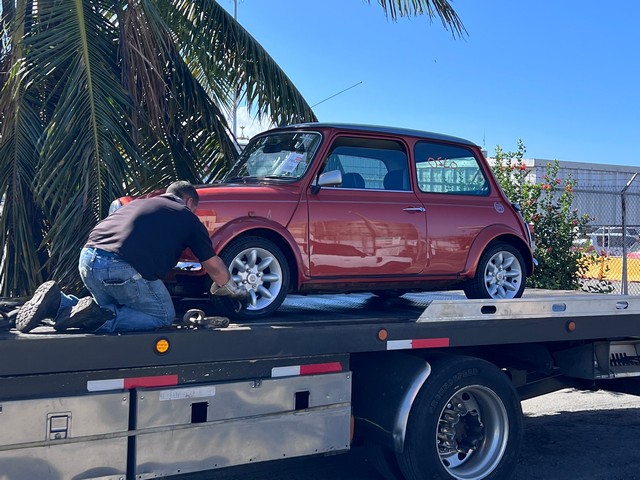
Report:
213,236,290,320
397,356,523,480
464,243,526,299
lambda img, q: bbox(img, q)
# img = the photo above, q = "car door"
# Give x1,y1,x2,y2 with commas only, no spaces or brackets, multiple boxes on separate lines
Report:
412,140,501,274
306,135,428,277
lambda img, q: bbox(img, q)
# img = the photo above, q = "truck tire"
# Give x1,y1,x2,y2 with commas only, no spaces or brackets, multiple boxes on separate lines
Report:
464,242,526,300
213,236,290,320
397,356,522,480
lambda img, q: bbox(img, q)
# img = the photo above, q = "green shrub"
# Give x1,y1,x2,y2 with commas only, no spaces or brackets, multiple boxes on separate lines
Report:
491,141,599,290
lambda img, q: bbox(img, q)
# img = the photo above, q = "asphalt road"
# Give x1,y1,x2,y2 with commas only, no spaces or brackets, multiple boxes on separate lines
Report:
175,388,640,480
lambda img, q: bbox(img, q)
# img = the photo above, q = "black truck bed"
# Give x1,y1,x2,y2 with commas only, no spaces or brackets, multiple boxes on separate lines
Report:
1,292,639,400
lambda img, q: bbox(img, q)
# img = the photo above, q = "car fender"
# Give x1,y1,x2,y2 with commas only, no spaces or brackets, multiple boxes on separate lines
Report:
210,216,308,287
462,224,534,278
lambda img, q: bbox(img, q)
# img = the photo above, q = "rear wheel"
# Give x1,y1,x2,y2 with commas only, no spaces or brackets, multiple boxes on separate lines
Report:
464,243,525,299
213,236,290,320
397,356,522,480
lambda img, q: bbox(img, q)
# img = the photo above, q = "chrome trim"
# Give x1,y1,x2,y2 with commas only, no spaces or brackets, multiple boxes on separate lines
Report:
173,262,202,272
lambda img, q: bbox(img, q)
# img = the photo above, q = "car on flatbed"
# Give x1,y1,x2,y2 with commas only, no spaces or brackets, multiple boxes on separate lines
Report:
112,123,534,319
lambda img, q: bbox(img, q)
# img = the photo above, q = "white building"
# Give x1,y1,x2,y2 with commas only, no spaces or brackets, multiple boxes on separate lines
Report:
490,158,640,227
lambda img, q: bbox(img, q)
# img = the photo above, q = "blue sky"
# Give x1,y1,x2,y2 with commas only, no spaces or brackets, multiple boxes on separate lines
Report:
222,1,639,167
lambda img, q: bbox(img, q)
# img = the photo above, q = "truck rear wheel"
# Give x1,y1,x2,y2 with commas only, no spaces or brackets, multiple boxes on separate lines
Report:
397,356,522,480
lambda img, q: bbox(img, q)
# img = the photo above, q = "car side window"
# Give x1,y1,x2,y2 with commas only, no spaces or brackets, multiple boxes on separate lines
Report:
414,141,489,195
321,137,409,190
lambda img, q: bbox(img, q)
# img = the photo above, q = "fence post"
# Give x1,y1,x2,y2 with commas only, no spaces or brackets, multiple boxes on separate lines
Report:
621,173,638,295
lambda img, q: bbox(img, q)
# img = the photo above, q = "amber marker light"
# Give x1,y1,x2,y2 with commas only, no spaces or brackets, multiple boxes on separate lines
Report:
155,338,171,355
377,328,388,341
566,321,577,333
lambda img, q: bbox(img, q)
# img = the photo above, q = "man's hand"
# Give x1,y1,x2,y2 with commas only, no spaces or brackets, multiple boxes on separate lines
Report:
210,279,248,299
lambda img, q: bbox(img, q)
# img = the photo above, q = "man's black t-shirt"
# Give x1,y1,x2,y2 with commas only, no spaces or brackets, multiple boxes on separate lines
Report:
86,194,216,280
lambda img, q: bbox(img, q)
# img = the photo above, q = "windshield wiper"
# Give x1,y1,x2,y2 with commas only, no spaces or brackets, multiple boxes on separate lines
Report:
260,175,297,181
223,176,260,183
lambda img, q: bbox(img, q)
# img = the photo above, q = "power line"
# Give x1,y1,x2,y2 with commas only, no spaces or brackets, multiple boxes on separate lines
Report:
311,81,363,108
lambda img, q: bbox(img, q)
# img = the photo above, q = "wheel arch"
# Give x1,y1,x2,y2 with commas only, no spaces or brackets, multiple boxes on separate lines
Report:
464,228,534,278
213,221,302,291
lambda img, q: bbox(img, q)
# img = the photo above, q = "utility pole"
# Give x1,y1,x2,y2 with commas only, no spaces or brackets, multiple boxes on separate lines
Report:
232,0,238,138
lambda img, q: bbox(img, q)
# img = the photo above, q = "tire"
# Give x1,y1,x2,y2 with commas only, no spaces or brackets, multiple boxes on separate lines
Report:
464,242,526,299
213,236,290,320
365,439,405,480
397,356,523,480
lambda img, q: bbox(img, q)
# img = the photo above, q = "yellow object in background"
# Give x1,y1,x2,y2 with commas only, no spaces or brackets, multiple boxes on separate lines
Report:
582,255,640,282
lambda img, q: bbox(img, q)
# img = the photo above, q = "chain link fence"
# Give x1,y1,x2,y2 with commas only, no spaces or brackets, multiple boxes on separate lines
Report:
545,165,640,295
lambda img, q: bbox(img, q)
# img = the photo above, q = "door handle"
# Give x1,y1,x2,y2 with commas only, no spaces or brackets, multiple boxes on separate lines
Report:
402,207,426,212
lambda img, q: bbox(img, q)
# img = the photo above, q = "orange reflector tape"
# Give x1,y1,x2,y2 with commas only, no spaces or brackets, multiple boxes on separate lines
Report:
271,362,343,378
387,338,450,350
87,374,179,392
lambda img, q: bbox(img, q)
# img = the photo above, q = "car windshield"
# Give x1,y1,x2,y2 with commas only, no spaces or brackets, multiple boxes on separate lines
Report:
224,132,322,182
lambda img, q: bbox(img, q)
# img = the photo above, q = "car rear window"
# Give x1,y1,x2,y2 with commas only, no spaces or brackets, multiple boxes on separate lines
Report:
414,141,489,195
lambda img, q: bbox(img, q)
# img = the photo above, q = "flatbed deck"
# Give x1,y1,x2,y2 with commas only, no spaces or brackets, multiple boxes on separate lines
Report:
1,292,639,400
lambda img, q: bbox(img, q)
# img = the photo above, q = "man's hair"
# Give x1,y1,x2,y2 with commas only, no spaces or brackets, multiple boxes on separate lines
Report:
166,180,199,203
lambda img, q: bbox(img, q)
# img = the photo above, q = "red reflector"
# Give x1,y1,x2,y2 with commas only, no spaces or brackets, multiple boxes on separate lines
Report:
412,338,450,348
299,362,343,375
123,374,179,389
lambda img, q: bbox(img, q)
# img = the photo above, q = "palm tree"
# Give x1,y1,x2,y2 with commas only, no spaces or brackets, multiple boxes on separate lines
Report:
0,0,464,296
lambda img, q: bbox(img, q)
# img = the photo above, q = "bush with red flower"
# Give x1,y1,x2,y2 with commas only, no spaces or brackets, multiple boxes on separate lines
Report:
491,141,598,291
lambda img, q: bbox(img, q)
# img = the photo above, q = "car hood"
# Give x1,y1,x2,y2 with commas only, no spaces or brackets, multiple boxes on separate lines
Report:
193,182,304,232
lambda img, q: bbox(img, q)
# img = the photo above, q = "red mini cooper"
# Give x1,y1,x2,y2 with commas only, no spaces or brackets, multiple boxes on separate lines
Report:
112,123,534,319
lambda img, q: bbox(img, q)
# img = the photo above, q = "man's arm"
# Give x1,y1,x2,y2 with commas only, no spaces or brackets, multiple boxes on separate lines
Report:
201,256,231,286
201,256,248,299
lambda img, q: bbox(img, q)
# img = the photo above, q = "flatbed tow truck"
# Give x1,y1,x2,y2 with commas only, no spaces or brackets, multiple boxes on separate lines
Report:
1,291,640,480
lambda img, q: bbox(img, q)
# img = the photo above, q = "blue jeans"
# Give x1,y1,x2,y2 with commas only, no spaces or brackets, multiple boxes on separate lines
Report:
58,247,176,333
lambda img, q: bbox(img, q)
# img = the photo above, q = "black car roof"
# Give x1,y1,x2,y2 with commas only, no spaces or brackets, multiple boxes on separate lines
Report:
271,123,477,147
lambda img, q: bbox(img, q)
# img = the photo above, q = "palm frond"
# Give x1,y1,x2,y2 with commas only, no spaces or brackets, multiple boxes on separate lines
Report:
0,60,49,295
28,0,143,287
160,0,317,127
370,0,467,38
119,0,239,187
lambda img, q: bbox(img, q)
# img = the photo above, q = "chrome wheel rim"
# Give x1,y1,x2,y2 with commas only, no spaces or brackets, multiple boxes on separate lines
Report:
229,247,283,311
436,385,509,480
483,251,522,299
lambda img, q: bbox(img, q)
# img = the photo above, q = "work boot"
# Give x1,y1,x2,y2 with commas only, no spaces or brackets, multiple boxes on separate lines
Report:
16,281,61,333
54,296,114,332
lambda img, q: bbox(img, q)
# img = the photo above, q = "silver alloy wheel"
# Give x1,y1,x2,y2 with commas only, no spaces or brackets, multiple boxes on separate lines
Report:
436,385,509,479
229,246,284,311
483,250,523,299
